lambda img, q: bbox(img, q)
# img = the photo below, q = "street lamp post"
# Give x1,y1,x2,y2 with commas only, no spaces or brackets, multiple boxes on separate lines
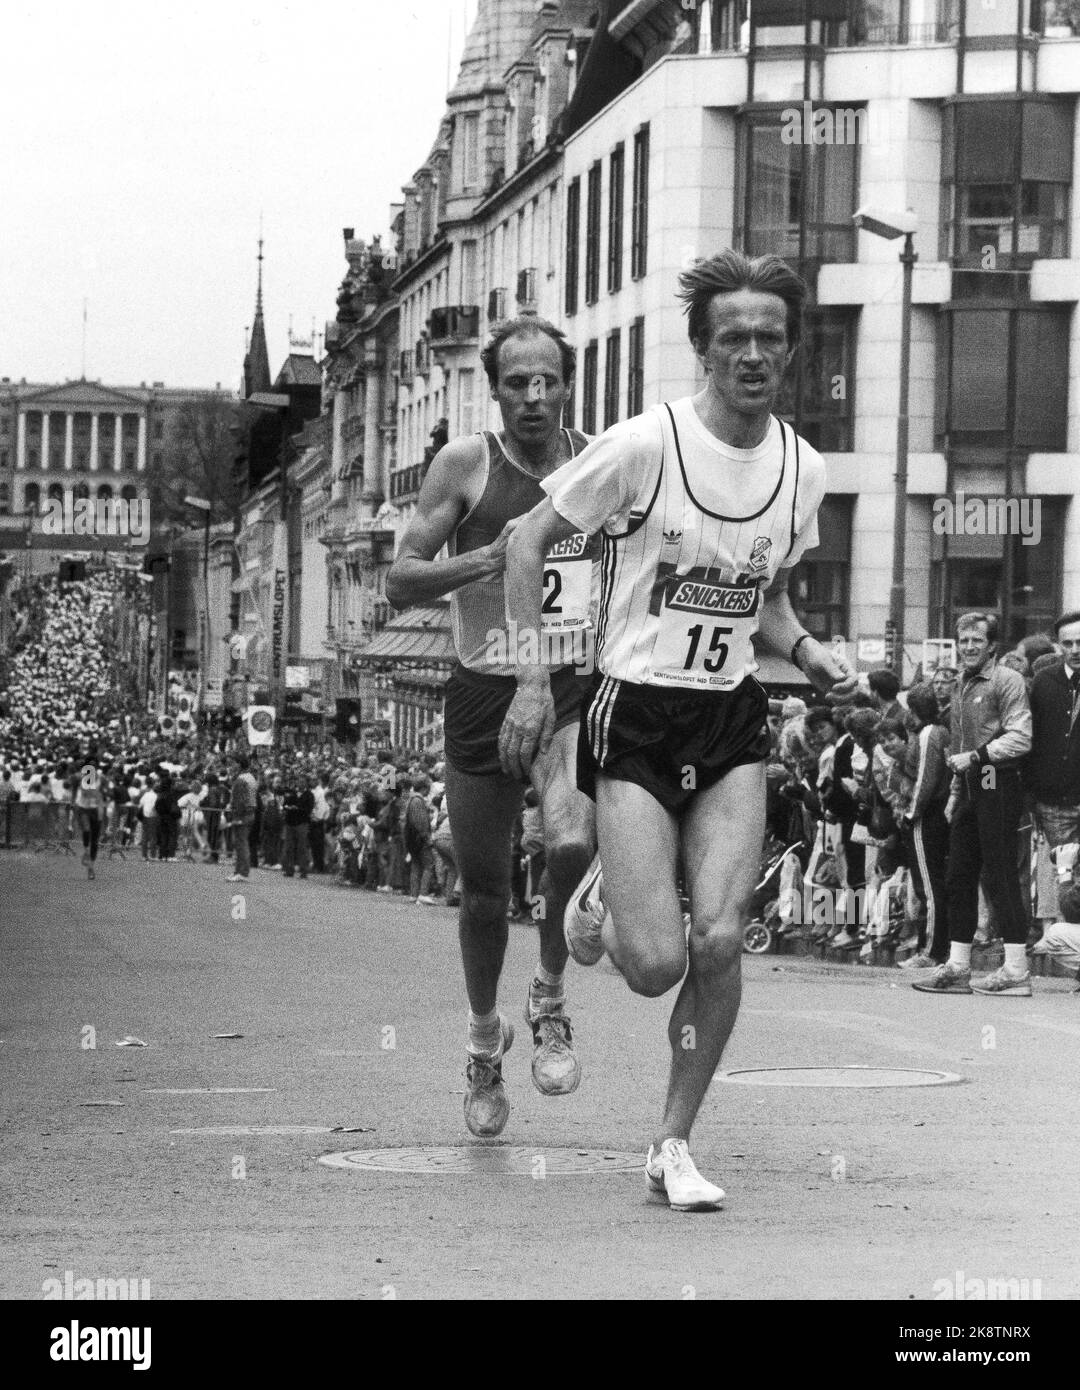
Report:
183,495,213,687
853,207,918,680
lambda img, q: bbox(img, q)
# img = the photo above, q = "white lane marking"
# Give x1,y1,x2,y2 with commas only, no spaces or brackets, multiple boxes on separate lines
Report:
170,1125,332,1136
144,1087,276,1094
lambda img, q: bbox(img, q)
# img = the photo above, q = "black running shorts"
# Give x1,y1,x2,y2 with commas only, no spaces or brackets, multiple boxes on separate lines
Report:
443,662,587,779
578,673,770,814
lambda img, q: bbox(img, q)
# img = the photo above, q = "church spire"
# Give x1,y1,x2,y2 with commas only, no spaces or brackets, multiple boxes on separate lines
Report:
243,231,272,399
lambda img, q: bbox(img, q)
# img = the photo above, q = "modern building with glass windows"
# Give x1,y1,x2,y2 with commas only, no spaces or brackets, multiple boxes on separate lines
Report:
557,0,1080,663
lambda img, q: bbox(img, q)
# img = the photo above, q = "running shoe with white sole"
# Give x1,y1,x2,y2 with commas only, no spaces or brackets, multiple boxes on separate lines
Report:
526,1005,581,1096
464,1015,514,1138
911,961,972,994
971,966,1032,996
645,1138,725,1212
564,852,605,966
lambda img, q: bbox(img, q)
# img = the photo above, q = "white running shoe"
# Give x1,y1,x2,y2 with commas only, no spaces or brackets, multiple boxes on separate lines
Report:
564,853,606,966
645,1138,725,1212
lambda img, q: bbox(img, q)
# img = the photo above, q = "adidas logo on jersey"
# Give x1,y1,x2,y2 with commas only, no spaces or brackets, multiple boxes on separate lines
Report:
662,528,682,546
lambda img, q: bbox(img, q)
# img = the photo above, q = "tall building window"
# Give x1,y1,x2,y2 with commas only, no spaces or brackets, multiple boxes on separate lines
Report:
931,498,1063,647
628,316,645,417
458,369,476,437
789,495,852,640
631,124,650,279
942,98,1072,265
582,340,599,435
608,142,625,294
741,110,858,262
585,161,602,305
777,310,855,451
459,241,477,305
0,482,9,515
603,330,621,429
565,178,581,315
938,307,1069,452
460,113,480,191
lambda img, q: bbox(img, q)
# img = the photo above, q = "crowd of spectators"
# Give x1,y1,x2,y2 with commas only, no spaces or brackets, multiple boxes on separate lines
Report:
4,567,1079,987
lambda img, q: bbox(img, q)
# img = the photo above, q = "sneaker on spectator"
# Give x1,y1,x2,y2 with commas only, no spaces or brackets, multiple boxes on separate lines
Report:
972,966,1032,997
911,961,972,994
898,952,938,970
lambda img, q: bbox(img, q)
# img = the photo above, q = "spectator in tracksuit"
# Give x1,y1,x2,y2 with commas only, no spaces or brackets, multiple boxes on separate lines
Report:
914,613,1033,998
828,722,867,917
897,684,951,970
1025,611,1080,918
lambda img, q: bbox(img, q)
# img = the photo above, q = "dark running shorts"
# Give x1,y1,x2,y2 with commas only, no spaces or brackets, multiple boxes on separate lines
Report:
578,673,770,814
443,662,587,779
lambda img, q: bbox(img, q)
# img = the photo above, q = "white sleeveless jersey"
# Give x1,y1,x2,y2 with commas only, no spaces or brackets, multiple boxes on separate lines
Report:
543,398,825,691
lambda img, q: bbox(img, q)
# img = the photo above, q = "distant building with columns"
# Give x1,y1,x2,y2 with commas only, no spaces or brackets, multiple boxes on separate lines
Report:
0,376,231,570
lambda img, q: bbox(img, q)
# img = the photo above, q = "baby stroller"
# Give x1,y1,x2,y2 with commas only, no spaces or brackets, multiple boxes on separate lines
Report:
745,834,805,954
678,834,802,955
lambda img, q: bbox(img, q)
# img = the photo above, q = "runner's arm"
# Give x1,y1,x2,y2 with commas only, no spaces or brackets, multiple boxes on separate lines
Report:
758,570,857,698
497,498,581,779
385,438,511,608
504,498,582,688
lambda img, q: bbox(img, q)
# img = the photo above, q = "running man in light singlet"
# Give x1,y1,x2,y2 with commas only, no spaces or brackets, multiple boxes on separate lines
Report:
498,252,857,1209
386,317,597,1138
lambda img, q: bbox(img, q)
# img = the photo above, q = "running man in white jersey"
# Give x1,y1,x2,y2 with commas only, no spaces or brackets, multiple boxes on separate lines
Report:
386,317,597,1139
498,252,856,1209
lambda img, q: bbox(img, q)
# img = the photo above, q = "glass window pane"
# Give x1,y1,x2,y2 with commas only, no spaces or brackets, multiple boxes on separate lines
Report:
956,101,1017,183
1014,310,1068,449
949,311,1009,432
963,0,1022,39
1021,100,1074,182
746,119,800,260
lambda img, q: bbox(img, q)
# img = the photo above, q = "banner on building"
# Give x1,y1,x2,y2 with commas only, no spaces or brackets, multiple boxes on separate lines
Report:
245,705,276,747
203,678,224,710
268,522,289,712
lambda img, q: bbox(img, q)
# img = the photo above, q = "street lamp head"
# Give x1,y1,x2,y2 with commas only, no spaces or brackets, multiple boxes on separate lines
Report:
852,206,918,240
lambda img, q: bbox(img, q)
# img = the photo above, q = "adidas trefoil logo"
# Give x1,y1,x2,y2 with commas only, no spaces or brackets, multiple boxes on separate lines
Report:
662,528,682,545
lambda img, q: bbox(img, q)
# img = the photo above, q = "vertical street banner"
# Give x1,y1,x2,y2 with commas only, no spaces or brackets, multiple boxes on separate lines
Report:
269,520,289,713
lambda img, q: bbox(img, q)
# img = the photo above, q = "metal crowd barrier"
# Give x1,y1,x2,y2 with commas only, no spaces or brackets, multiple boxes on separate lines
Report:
0,801,79,853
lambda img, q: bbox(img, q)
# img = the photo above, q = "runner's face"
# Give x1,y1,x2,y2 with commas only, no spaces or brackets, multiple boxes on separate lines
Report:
697,290,793,418
492,334,569,446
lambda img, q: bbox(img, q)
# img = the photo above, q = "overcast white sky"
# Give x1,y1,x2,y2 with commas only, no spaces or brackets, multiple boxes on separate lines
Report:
0,0,478,391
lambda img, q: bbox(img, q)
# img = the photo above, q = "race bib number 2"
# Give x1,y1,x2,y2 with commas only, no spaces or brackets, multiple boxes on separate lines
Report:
541,533,591,633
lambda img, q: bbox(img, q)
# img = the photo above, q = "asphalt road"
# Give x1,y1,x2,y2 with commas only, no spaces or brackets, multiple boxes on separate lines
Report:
2,847,1078,1301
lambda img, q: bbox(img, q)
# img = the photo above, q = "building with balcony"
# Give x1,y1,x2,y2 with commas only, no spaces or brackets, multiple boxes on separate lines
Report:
389,0,540,518
319,231,403,740
550,0,1080,662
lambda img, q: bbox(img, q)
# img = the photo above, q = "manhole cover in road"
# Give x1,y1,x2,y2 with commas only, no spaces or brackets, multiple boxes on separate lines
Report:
171,1125,335,1136
318,1146,642,1175
718,1066,963,1088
